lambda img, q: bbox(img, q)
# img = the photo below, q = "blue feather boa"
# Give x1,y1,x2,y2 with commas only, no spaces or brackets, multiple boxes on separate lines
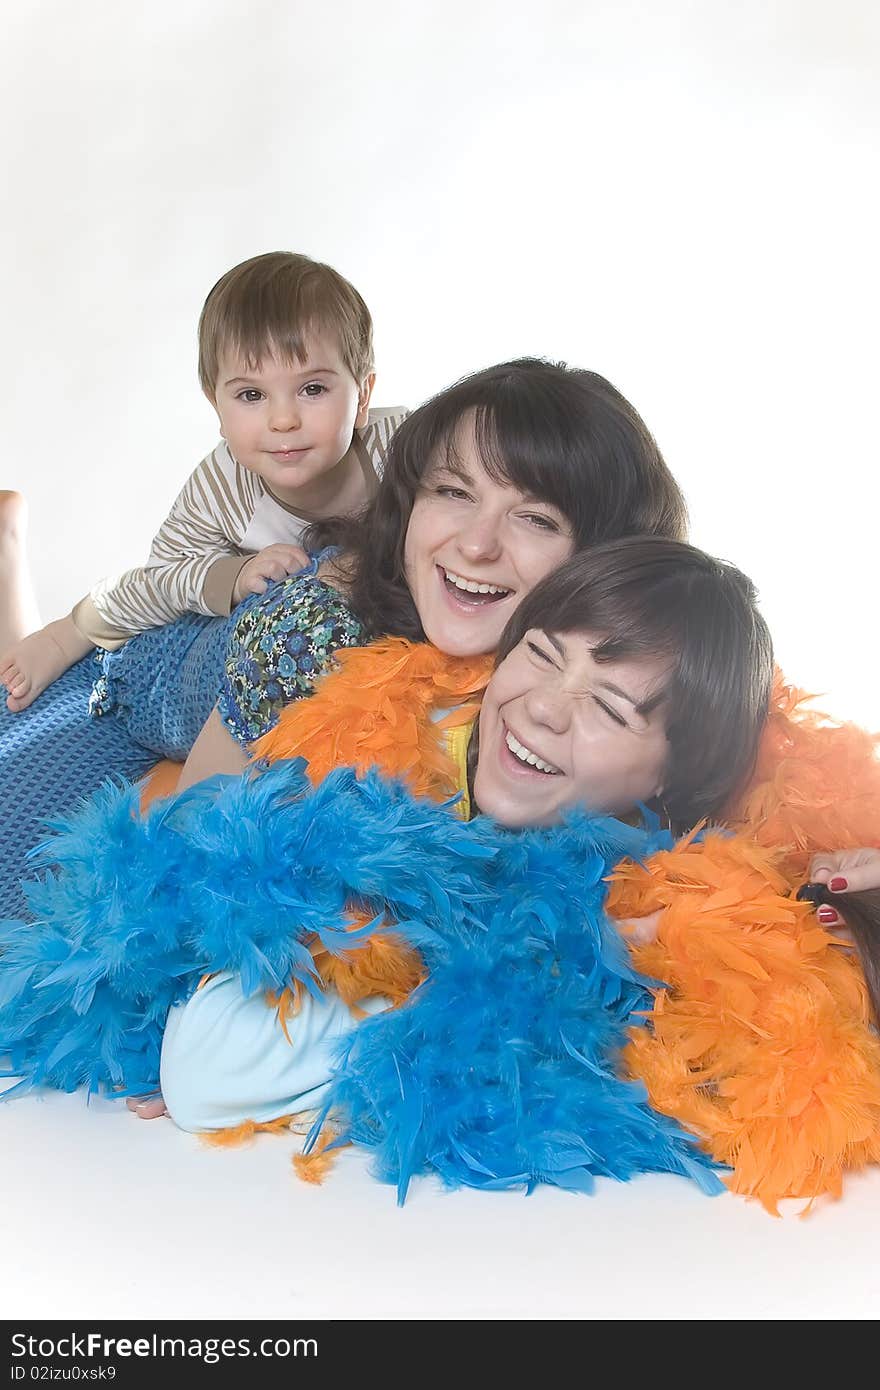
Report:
0,761,722,1198
314,813,722,1201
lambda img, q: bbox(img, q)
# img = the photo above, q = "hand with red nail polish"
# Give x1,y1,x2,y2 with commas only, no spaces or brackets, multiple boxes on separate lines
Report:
808,847,880,896
816,903,845,928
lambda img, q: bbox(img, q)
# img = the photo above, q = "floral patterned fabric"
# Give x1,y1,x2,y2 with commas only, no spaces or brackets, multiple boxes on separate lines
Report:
217,562,365,746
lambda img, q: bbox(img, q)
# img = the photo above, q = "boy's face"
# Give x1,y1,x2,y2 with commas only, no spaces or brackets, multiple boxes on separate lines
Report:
474,629,670,827
212,332,374,505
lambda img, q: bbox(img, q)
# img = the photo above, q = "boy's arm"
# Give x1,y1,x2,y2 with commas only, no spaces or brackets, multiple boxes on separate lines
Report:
71,445,262,650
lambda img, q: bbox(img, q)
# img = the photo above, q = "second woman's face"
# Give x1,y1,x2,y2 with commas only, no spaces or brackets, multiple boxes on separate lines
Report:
403,418,575,657
474,628,671,828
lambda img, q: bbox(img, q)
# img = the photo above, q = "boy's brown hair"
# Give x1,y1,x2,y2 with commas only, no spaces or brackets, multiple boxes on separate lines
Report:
198,251,374,400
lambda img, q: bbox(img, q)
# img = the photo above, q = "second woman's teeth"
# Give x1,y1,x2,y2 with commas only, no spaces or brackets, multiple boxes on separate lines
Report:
505,730,560,774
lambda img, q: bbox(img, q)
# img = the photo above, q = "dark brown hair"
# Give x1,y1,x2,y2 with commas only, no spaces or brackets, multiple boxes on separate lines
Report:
307,358,688,640
198,251,373,399
799,883,880,1026
493,535,774,830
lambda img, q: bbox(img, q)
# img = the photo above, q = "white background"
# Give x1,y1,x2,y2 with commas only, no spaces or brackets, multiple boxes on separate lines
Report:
2,1,879,1321
2,0,878,725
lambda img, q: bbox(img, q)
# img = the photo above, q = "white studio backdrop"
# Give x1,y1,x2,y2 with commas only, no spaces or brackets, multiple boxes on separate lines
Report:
2,0,877,727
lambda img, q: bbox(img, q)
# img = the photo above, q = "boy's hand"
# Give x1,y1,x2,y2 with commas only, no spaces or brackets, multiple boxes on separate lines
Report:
233,544,310,605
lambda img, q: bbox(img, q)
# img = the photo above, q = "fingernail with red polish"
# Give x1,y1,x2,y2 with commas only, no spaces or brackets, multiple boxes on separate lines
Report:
829,877,848,892
818,907,838,923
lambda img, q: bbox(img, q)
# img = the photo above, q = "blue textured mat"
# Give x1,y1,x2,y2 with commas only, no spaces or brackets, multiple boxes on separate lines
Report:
0,656,156,919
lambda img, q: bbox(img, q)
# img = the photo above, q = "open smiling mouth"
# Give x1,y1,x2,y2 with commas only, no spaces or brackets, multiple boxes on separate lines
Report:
504,727,561,775
440,566,513,606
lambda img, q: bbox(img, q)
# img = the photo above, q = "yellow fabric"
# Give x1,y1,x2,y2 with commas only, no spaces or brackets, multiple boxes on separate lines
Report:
443,719,473,821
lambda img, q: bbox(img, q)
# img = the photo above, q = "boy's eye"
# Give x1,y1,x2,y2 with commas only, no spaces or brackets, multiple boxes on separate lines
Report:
237,389,264,403
593,697,628,728
302,382,327,397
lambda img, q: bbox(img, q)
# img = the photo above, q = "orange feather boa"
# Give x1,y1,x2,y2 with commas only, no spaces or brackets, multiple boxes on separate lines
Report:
608,673,880,1212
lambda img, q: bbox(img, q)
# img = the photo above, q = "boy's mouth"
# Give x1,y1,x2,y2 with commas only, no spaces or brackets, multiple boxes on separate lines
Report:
439,566,512,606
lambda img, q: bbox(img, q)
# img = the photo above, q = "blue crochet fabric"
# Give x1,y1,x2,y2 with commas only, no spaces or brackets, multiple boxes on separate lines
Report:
88,550,346,758
89,611,237,761
0,656,155,920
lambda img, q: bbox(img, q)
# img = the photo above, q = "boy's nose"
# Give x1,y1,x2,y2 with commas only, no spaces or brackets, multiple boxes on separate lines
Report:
269,404,301,431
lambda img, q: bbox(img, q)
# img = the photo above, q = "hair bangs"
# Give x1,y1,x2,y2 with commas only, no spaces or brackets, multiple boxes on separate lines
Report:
221,279,356,373
436,406,516,487
473,397,586,528
220,318,314,378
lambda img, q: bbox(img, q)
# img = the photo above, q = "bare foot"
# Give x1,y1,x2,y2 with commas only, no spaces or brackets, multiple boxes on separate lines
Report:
0,615,93,711
0,490,28,541
126,1093,168,1120
0,491,41,650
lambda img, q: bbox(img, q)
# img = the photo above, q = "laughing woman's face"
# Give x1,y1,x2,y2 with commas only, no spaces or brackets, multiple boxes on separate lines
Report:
403,416,575,658
474,628,671,827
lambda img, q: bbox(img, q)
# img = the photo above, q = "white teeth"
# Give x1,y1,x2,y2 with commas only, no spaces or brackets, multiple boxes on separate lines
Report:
505,730,560,774
443,568,511,596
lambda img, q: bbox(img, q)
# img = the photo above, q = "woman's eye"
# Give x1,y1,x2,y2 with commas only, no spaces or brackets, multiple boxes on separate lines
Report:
436,485,471,500
302,382,326,397
522,513,560,532
594,697,627,728
237,389,264,403
527,640,555,665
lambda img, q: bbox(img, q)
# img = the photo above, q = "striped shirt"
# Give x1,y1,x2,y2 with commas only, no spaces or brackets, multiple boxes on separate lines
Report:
71,408,406,649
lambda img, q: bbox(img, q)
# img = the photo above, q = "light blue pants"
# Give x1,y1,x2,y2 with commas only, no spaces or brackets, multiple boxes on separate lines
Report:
160,971,389,1132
